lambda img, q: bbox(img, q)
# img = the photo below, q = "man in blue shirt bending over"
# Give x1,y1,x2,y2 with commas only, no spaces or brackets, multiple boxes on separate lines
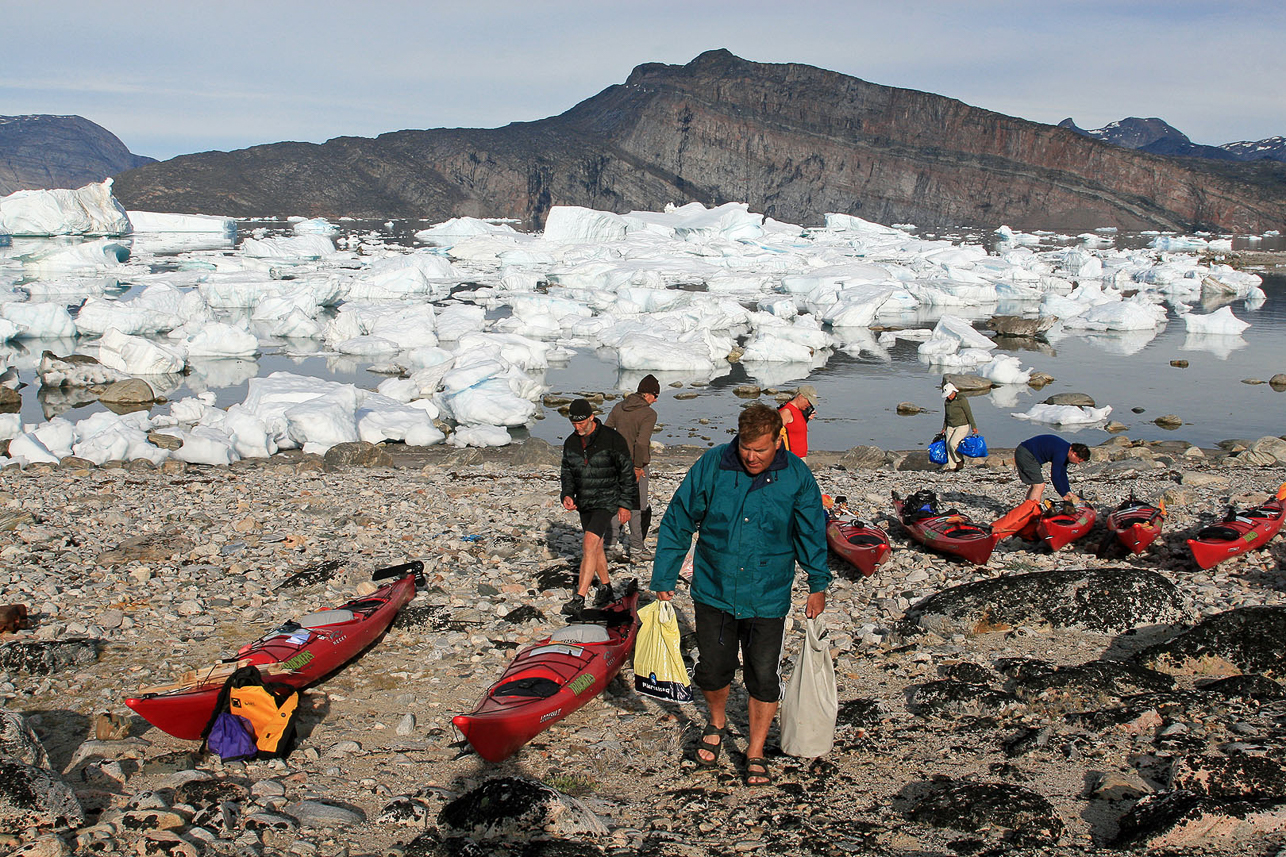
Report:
1015,434,1090,503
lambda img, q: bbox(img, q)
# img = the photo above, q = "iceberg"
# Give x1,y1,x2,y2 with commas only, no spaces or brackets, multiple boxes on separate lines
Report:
0,180,130,236
241,234,336,259
1183,306,1250,335
128,211,236,235
97,328,185,375
542,206,629,243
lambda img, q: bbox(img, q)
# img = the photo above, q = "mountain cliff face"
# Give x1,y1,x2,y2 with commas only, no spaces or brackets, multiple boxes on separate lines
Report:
0,115,154,196
112,50,1286,232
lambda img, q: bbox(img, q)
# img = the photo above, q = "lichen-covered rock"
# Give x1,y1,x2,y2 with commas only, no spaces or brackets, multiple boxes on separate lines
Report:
0,710,50,768
1112,790,1286,850
0,759,84,830
0,639,99,675
986,315,1055,338
1170,754,1286,800
837,445,887,470
323,441,394,469
1136,606,1286,680
941,373,992,392
438,776,608,840
401,830,489,857
900,779,1065,846
1010,659,1175,714
1196,673,1286,701
906,680,1024,720
904,567,1189,636
173,778,250,809
1043,392,1095,407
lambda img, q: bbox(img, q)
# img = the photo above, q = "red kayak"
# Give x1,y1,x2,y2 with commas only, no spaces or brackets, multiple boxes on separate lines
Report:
454,582,640,763
1187,484,1286,571
1036,501,1098,551
1104,499,1166,555
826,514,891,577
126,562,421,740
893,491,997,566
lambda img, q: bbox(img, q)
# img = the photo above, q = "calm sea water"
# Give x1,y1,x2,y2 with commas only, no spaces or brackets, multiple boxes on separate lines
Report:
523,272,1286,453
8,220,1284,454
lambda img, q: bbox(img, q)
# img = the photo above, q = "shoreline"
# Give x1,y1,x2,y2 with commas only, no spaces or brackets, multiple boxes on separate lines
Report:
1,434,1285,855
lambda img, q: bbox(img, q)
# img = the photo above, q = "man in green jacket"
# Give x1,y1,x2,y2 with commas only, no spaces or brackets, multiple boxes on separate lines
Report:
650,403,829,787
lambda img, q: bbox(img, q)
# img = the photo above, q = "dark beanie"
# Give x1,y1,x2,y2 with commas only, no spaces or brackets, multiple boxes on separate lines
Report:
638,374,661,396
568,398,594,421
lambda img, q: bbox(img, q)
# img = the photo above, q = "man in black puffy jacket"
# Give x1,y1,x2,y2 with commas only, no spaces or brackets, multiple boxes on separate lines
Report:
560,398,637,616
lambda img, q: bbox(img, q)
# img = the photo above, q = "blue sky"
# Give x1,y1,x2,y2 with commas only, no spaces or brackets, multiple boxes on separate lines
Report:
6,1,1284,160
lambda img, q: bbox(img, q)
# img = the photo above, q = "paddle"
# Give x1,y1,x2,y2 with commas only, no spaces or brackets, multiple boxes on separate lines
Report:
372,560,425,582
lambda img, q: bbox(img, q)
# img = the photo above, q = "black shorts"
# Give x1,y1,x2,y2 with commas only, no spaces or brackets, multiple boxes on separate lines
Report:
691,601,786,703
1014,445,1044,486
578,509,614,538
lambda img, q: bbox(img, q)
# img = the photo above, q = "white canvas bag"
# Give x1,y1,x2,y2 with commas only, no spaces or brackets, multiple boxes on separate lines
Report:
779,615,838,757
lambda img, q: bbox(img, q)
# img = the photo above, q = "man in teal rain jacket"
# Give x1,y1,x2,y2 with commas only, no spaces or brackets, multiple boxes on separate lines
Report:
650,403,829,787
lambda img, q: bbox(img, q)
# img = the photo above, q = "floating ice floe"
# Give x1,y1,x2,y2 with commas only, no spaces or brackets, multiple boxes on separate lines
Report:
0,184,1276,465
1182,306,1250,335
1013,404,1112,425
292,217,339,236
128,211,236,235
414,217,520,247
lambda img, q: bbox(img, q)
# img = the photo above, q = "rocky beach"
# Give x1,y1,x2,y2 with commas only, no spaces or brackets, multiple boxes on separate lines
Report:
2,426,1286,857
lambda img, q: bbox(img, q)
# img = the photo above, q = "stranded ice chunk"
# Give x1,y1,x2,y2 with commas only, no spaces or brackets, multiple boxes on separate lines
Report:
1013,404,1112,425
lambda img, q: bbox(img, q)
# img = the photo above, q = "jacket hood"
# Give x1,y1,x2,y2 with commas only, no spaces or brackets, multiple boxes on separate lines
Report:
619,392,652,412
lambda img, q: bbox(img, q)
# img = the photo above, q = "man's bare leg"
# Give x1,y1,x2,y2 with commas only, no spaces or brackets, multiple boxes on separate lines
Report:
746,697,778,767
577,531,606,596
697,685,730,764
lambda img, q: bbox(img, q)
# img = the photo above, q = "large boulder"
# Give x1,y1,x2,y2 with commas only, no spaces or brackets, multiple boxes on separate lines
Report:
1135,606,1286,680
0,760,84,830
1234,436,1286,466
900,779,1065,847
904,568,1190,636
0,710,49,768
438,777,608,840
1112,791,1286,851
985,315,1055,337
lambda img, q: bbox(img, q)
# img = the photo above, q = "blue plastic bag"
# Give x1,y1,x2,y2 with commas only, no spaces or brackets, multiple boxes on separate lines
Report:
958,434,988,458
928,439,948,464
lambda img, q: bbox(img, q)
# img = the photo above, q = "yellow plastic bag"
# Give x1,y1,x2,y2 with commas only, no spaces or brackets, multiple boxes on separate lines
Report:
633,600,692,704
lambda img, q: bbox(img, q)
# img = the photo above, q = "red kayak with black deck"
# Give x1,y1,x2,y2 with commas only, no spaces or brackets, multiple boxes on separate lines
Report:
826,515,891,577
453,581,640,763
1036,501,1098,551
893,491,997,566
1187,484,1286,571
1104,499,1166,555
126,562,422,740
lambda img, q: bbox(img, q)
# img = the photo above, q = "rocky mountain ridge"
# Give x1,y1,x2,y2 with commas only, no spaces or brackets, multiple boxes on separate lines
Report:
0,115,154,197
20,51,1286,233
1059,116,1286,163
